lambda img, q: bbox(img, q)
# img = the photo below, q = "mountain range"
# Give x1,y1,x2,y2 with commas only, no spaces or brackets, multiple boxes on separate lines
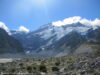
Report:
0,16,100,57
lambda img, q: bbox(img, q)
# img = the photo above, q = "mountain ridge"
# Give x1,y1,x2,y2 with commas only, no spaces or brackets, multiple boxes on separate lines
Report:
0,16,100,57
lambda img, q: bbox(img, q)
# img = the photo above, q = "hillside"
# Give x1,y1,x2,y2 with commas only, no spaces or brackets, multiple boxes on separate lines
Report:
0,53,99,75
0,28,24,57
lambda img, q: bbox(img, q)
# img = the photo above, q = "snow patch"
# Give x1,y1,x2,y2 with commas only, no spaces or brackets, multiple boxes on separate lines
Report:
26,51,30,54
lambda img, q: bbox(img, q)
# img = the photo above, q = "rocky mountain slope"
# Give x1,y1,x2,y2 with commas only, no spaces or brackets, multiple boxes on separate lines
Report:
11,22,100,57
0,28,24,55
1,16,100,57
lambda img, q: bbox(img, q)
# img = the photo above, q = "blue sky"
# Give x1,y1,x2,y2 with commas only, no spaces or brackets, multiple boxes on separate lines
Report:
0,0,100,30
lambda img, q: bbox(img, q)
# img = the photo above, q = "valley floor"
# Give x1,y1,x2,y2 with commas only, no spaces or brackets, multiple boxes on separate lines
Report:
0,59,13,63
0,54,100,75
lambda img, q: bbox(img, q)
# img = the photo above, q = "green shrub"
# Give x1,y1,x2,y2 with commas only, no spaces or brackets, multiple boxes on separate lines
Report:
55,62,60,66
27,66,33,73
39,65,47,73
52,66,59,72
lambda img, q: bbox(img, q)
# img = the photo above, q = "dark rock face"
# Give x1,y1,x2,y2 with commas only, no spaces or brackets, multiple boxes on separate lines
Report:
0,28,24,54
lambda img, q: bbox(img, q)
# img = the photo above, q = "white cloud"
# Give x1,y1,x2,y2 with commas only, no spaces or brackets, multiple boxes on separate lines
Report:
0,22,11,34
80,19,91,26
52,21,65,26
80,18,100,30
19,26,30,32
52,16,81,26
63,16,81,25
91,19,100,26
52,16,100,29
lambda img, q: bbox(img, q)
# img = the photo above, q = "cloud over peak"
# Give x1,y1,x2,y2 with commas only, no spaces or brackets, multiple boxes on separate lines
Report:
52,16,100,27
52,16,81,26
19,26,30,32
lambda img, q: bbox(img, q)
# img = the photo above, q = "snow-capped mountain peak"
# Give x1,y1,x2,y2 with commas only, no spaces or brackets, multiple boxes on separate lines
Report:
0,22,11,34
